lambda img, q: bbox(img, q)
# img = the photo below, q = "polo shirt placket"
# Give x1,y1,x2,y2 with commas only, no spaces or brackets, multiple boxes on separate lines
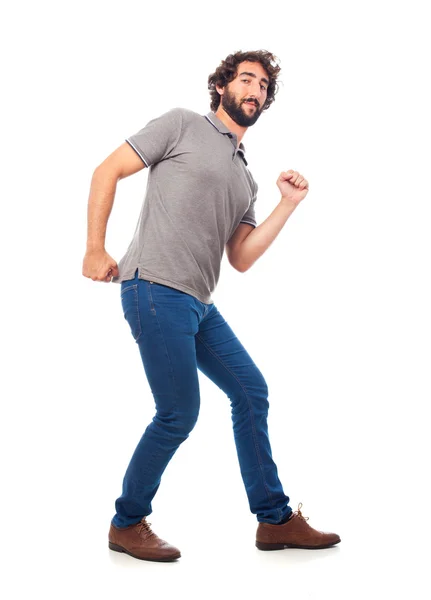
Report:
204,112,249,165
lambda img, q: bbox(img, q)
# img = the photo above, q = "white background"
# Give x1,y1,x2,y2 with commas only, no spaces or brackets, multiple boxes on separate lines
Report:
2,0,430,598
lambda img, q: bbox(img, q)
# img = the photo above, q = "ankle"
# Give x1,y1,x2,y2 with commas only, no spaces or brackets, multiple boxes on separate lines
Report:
277,511,293,525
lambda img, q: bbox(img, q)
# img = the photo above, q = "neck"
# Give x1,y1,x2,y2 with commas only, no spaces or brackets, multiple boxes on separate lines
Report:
214,106,247,146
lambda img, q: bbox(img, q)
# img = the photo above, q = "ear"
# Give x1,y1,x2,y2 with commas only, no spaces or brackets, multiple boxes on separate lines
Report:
216,83,225,96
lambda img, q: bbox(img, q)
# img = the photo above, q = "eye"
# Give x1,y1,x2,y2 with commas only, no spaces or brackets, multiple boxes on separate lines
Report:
260,85,267,91
242,79,250,83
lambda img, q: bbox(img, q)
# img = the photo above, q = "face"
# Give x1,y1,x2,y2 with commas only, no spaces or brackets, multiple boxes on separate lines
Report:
217,61,269,127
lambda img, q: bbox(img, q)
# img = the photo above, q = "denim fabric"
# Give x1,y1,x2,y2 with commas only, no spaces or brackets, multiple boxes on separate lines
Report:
112,268,292,527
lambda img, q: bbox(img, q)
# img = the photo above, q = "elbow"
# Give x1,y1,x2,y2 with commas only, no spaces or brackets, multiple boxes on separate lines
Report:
236,262,250,273
229,258,248,273
227,252,252,272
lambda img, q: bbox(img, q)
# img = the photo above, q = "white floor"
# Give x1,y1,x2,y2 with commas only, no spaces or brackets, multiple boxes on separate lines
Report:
6,507,427,600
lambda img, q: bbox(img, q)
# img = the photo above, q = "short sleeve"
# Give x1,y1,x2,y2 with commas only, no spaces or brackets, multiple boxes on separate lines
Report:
125,107,184,167
240,182,258,228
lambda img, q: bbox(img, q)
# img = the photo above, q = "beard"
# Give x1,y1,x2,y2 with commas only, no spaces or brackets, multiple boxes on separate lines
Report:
220,86,263,127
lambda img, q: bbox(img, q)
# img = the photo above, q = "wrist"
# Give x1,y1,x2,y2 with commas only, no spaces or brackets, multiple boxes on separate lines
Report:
280,196,298,209
86,244,105,253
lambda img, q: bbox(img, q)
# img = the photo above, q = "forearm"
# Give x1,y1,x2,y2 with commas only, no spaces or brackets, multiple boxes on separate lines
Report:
86,167,119,251
238,196,298,271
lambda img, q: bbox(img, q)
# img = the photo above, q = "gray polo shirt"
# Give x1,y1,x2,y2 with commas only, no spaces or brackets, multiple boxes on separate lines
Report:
111,107,258,304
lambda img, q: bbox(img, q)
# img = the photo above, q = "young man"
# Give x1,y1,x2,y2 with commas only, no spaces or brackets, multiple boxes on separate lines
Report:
82,50,341,561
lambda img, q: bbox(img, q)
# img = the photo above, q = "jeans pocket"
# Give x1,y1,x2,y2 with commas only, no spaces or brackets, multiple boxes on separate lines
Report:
120,284,142,342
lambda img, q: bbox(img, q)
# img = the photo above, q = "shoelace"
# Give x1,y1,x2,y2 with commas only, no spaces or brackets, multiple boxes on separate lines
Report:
293,502,309,522
137,518,156,539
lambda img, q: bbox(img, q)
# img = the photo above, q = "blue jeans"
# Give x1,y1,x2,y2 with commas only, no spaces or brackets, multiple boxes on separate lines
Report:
112,269,292,527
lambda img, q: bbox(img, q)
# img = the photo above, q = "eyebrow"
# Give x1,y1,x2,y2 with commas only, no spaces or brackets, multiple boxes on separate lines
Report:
238,71,269,86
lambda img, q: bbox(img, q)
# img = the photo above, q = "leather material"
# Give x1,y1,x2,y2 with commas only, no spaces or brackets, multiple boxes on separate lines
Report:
256,504,341,550
109,517,181,561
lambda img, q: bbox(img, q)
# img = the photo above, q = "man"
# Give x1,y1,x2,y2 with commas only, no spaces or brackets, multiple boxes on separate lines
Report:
82,50,341,561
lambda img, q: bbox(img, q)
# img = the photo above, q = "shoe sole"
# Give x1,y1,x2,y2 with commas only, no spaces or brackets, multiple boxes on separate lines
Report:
109,541,181,561
256,539,341,551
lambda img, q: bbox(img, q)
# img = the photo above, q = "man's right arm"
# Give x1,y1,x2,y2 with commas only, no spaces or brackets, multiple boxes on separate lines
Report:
83,142,146,281
87,141,146,251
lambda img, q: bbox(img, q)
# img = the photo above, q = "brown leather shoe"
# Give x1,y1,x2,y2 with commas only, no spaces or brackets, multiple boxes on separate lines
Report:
109,517,181,561
256,503,341,550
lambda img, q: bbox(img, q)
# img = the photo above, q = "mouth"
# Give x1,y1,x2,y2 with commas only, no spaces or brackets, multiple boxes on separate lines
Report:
243,101,258,108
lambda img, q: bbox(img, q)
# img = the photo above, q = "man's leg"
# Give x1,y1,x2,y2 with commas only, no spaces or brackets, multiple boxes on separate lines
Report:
112,273,203,528
195,303,292,524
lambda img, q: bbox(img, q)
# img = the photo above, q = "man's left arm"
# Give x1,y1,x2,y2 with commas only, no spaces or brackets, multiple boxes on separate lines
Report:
235,169,309,272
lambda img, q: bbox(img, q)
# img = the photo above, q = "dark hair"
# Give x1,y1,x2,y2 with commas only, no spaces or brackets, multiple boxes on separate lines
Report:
208,50,281,112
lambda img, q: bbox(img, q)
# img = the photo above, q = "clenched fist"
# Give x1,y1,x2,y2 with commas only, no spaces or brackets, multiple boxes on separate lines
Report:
277,170,309,205
82,249,119,282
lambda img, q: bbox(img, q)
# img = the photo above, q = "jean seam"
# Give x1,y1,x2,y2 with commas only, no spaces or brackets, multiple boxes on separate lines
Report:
146,281,156,314
133,287,142,342
121,283,137,296
121,285,142,342
195,332,277,513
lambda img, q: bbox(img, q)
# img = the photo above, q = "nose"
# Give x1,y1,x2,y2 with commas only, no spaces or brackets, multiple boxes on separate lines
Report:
249,82,264,102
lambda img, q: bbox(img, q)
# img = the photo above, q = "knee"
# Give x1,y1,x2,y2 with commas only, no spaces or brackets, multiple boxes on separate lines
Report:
231,375,269,417
153,408,199,440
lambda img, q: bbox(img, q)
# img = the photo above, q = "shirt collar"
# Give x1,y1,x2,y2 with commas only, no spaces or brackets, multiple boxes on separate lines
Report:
204,111,247,159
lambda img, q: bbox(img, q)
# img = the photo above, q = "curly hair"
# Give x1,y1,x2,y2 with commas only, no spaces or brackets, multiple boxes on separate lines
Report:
208,50,281,112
